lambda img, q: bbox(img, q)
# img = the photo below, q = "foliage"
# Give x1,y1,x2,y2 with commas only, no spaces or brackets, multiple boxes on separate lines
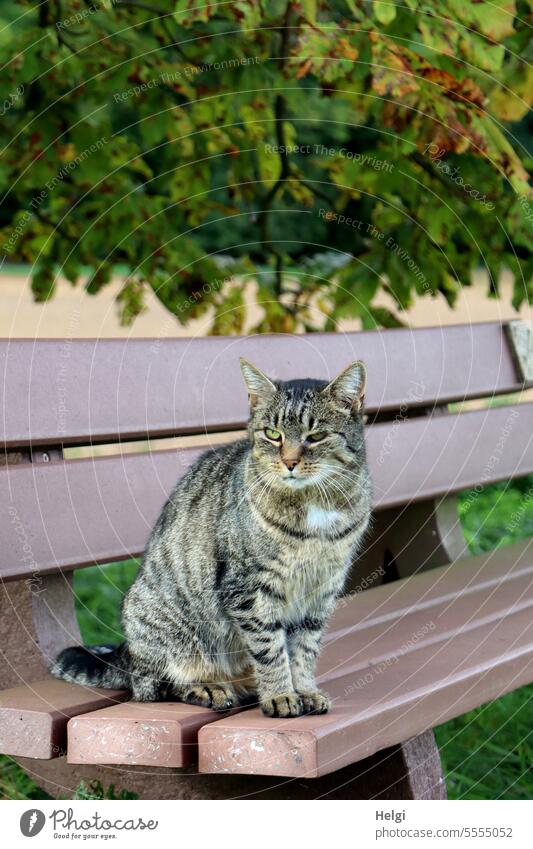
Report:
0,755,139,800
71,779,138,800
435,680,533,800
73,557,139,644
0,753,52,799
459,474,533,554
0,0,531,331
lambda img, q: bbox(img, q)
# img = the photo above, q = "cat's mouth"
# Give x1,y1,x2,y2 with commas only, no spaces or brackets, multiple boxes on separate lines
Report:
281,472,315,489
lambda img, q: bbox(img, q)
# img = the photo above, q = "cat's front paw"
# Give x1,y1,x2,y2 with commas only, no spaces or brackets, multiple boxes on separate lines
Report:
183,684,237,712
298,690,331,715
261,692,304,718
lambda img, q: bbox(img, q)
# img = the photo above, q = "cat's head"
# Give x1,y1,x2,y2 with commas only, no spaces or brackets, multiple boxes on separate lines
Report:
240,357,366,489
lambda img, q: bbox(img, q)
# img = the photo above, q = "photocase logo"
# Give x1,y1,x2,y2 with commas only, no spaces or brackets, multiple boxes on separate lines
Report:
20,809,46,837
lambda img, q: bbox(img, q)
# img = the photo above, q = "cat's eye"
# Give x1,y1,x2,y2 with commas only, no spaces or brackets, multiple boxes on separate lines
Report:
264,427,282,441
306,432,327,444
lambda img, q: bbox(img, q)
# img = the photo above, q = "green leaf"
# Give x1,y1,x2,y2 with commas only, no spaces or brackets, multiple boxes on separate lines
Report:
0,0,528,334
374,2,396,25
367,305,406,328
302,0,317,23
31,266,55,302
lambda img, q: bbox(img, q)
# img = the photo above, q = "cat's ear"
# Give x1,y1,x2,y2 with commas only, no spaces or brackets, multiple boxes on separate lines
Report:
322,360,366,413
239,358,276,408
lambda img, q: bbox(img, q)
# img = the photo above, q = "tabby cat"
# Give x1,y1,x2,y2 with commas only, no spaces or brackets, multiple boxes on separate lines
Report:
52,358,372,718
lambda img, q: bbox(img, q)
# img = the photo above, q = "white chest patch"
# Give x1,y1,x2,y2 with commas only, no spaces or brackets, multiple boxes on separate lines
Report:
306,505,342,531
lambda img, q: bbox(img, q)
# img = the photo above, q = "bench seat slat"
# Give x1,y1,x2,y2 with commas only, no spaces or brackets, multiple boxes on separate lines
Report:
325,537,533,641
198,541,533,778
61,541,532,771
0,323,526,447
1,404,531,581
319,549,533,685
199,612,533,778
2,545,529,765
0,679,128,760
66,701,239,768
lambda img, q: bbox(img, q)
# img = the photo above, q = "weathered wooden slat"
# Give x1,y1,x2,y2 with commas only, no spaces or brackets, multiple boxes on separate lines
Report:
325,537,533,642
0,679,128,759
198,622,533,778
1,404,531,580
198,542,533,778
0,323,526,447
67,701,238,768
369,401,533,510
0,447,201,580
63,541,533,770
318,555,533,684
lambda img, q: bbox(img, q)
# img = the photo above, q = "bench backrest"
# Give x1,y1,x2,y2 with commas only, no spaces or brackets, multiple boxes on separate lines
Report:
1,321,532,582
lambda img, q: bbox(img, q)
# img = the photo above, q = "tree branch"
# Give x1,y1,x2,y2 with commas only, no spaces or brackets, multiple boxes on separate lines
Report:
412,151,498,204
258,3,296,296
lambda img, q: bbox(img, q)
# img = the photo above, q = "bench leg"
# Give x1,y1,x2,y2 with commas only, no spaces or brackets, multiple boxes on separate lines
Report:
0,573,81,689
398,730,448,799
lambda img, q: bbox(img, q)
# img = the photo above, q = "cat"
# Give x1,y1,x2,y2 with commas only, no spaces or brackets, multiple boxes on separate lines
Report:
51,357,372,718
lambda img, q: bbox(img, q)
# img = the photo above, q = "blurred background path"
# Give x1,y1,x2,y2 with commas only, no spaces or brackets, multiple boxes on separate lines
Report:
2,266,531,338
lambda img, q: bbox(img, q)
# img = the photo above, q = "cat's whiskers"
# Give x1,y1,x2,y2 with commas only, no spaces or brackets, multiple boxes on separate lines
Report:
315,465,358,509
248,467,279,509
318,466,357,488
325,478,354,510
314,477,334,514
320,461,361,478
319,463,363,488
239,467,277,508
254,472,277,507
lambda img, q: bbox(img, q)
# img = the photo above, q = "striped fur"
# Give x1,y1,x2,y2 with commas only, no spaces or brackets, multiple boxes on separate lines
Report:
51,359,372,717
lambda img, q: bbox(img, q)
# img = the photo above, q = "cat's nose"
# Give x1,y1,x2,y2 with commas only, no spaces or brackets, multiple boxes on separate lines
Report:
283,457,299,471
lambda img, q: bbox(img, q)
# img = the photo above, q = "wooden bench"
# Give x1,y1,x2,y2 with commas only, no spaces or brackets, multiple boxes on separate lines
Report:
1,321,532,800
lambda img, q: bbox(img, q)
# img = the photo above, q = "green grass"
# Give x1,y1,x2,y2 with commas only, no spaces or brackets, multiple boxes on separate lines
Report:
73,558,140,645
433,475,533,800
0,756,52,801
1,475,532,799
435,685,533,800
459,476,533,555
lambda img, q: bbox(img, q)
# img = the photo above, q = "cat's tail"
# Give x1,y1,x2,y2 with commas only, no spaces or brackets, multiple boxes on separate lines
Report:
50,643,131,689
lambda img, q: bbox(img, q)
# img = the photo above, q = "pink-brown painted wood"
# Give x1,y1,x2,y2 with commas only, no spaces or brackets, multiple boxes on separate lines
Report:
369,402,533,511
19,737,445,799
0,447,202,581
325,537,533,642
198,541,533,778
1,404,531,581
318,550,533,686
67,701,238,768
0,678,128,759
0,323,526,448
65,541,532,771
199,612,533,778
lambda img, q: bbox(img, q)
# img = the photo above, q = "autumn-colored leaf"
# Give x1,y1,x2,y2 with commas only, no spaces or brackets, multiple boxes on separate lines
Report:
0,0,529,335
420,68,486,109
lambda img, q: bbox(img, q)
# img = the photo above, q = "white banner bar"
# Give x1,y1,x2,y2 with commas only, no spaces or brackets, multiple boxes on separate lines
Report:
2,799,530,848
